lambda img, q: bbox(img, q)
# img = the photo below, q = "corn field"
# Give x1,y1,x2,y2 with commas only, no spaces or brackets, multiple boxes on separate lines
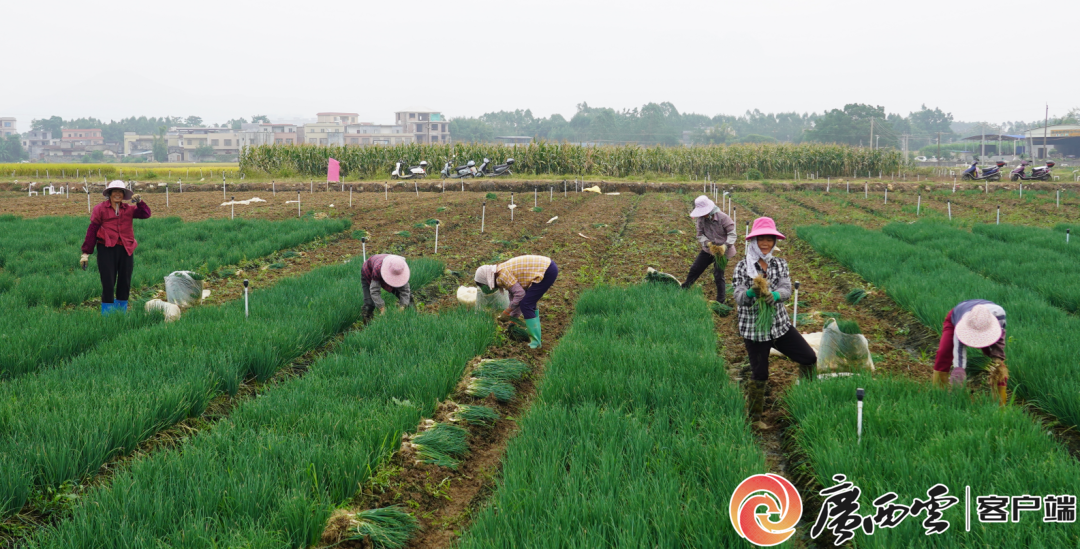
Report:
0,163,240,180
239,142,903,179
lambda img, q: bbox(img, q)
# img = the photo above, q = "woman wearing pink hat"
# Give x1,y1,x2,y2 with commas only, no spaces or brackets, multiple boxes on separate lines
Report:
931,300,1008,405
80,181,152,315
361,254,412,320
680,195,736,300
733,217,816,428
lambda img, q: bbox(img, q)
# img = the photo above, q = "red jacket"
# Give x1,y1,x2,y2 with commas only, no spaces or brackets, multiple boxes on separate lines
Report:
82,200,151,255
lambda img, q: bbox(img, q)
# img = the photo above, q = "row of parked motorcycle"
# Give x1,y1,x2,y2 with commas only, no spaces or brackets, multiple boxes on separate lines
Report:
960,157,1056,182
390,156,515,180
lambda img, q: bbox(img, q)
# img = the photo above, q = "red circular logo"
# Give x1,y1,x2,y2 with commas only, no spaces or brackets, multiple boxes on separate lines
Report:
730,474,803,546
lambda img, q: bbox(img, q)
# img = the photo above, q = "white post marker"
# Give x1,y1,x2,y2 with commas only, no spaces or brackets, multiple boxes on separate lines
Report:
310,180,313,194
997,205,1000,225
793,281,801,327
273,181,276,196
857,387,865,443
948,200,952,220
1067,229,1070,243
298,192,301,218
179,179,183,193
231,202,235,220
243,279,249,318
482,201,486,233
550,187,553,202
1019,182,1023,199
361,238,367,263
884,188,888,204
434,220,440,254
86,187,91,213
166,184,170,208
414,180,418,196
1057,190,1060,207
917,194,921,216
865,182,868,199
385,182,388,201
223,180,226,200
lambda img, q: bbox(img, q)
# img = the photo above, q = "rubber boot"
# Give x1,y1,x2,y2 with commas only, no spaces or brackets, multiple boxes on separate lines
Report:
115,300,129,313
101,302,115,315
524,317,542,349
748,380,771,430
931,370,949,389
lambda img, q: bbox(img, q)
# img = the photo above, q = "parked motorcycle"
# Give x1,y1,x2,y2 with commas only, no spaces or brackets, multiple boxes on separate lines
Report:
441,156,476,179
1010,160,1055,181
477,158,515,177
961,158,1006,181
391,159,428,180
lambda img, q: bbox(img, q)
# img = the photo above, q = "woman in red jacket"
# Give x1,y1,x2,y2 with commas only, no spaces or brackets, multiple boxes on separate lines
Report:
80,181,152,314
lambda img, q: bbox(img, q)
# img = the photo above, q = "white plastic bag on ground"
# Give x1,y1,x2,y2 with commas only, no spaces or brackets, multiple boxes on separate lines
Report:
164,271,203,307
816,320,875,372
457,285,510,312
145,299,181,322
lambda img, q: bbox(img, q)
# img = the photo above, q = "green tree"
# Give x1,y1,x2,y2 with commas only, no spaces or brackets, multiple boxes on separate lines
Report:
225,118,248,130
184,116,203,127
449,118,495,143
31,116,64,139
152,126,168,162
194,144,215,160
0,134,27,162
251,115,270,124
805,104,887,146
82,150,106,163
908,105,954,138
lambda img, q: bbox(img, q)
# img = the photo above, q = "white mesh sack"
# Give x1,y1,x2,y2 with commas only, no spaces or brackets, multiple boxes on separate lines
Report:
164,271,204,307
816,320,875,372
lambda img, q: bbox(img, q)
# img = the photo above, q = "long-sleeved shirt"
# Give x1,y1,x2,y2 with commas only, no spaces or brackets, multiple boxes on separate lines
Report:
361,254,411,308
732,256,793,341
495,255,552,310
82,200,152,255
694,209,737,257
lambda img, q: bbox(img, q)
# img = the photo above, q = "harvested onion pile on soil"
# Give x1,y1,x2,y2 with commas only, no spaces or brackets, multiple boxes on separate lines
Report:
465,358,529,402
410,422,470,469
325,506,419,549
452,404,500,427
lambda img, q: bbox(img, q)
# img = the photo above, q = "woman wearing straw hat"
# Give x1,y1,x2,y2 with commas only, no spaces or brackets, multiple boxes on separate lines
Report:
474,255,558,349
361,254,412,320
80,181,152,314
931,300,1008,405
733,217,817,429
680,195,736,301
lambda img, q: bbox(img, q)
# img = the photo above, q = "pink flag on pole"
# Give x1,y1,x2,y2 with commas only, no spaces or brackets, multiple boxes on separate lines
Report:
327,158,340,182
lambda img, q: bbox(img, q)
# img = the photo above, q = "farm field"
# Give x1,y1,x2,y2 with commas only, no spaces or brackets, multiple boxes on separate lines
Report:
2,179,1079,547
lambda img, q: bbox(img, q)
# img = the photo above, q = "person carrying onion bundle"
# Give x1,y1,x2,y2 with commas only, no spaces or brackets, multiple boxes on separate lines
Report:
474,255,558,349
732,217,816,429
931,300,1008,406
361,254,412,321
680,195,736,301
80,180,152,315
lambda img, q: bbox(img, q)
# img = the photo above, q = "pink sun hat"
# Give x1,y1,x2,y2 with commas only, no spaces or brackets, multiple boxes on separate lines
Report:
102,180,133,200
745,217,786,241
955,305,1003,348
380,255,411,288
689,195,717,218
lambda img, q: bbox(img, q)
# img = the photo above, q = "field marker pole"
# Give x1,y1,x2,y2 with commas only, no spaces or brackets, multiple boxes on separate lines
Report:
272,181,276,196
310,180,313,194
985,179,988,194
953,179,956,193
231,203,235,220
361,238,367,262
917,194,921,216
166,184,169,208
1057,190,1060,207
223,180,226,200
86,187,91,213
884,188,888,204
865,182,868,199
414,180,419,196
996,205,1000,225
385,182,388,201
826,179,830,192
298,192,301,218
434,221,440,254
550,187,553,202
1067,229,1070,243
856,388,864,443
482,202,486,233
563,180,566,197
948,201,952,220
461,179,464,192
179,179,183,193
243,279,249,318
1019,183,1023,199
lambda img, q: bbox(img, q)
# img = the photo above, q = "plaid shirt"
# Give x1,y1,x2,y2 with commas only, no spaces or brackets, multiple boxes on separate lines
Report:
732,256,793,341
496,255,551,290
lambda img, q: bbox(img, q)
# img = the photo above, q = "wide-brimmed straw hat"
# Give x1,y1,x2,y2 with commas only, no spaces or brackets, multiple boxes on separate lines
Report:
380,255,410,288
102,180,133,200
690,195,716,218
745,217,785,240
955,305,1003,348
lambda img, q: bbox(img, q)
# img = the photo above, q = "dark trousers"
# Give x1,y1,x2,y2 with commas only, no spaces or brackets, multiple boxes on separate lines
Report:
683,250,726,300
97,243,133,304
744,326,818,382
519,261,558,320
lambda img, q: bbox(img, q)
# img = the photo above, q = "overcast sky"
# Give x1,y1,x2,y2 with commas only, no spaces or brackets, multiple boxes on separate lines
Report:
6,0,1078,129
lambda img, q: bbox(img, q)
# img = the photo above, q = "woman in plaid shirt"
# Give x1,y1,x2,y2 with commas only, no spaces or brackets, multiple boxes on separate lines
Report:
474,255,558,349
732,217,816,429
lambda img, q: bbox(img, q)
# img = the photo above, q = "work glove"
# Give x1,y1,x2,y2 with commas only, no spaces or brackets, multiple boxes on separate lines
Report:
497,309,513,322
131,194,142,204
80,253,89,269
949,366,966,386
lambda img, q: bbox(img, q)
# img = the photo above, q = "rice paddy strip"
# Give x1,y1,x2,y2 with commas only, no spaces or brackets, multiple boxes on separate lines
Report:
798,224,1080,433
30,307,494,548
0,214,350,308
457,284,769,548
883,222,1080,313
786,374,1080,547
0,257,443,519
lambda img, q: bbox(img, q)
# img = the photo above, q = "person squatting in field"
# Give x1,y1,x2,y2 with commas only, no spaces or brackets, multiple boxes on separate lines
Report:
733,217,817,429
681,195,736,301
80,180,152,315
931,300,1008,405
474,255,558,349
361,254,412,320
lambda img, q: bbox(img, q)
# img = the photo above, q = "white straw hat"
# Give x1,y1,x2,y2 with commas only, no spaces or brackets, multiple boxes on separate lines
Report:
102,180,133,200
955,305,1003,348
690,195,716,218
